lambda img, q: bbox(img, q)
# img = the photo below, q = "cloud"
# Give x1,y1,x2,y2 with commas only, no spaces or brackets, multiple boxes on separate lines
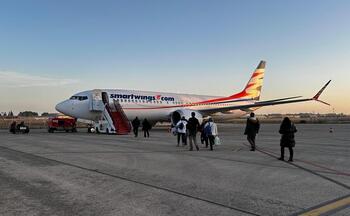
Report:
0,71,79,87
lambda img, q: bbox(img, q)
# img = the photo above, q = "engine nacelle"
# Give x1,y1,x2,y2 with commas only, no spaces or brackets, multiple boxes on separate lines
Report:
171,109,203,125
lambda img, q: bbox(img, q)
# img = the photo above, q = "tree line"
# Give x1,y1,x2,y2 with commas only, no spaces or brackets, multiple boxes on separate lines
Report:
0,111,51,117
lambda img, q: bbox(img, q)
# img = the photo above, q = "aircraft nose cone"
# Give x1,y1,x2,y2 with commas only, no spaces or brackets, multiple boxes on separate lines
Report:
55,100,68,114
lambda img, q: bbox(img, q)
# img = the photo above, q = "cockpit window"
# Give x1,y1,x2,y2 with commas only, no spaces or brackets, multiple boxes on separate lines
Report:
70,96,88,101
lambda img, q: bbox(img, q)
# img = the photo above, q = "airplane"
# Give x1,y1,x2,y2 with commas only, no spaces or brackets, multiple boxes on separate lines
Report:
55,61,331,134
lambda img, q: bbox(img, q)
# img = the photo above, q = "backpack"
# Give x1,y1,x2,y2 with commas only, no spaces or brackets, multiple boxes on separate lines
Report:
204,123,212,136
178,122,184,130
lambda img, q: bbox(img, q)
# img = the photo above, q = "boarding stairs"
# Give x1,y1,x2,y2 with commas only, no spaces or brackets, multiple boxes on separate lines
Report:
90,90,131,135
99,99,131,135
109,100,131,135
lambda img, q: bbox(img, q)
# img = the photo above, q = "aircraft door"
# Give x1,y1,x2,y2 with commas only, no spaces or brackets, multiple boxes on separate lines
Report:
90,89,104,111
102,92,109,105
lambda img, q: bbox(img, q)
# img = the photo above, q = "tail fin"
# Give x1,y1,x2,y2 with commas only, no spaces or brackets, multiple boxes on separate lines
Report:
230,60,265,100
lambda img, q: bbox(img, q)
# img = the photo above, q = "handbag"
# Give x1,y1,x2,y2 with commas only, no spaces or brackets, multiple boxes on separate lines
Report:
214,136,221,145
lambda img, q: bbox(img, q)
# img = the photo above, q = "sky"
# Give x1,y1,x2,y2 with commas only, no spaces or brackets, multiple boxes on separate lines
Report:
0,0,349,114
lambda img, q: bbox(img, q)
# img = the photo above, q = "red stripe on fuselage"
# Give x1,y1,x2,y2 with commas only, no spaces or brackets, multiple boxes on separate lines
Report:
122,94,251,110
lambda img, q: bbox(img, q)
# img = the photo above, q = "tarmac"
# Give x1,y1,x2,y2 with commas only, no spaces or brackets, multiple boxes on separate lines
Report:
0,124,349,216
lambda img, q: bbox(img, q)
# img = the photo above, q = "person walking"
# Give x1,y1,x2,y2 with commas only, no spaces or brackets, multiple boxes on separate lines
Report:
176,116,188,147
278,117,297,162
131,117,140,137
142,118,151,138
244,112,260,151
204,117,218,151
9,121,16,134
187,112,200,151
200,119,209,147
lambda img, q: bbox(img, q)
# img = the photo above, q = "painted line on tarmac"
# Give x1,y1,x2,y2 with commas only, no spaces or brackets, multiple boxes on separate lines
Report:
296,159,350,177
260,147,350,177
0,145,261,216
241,143,350,190
291,194,350,216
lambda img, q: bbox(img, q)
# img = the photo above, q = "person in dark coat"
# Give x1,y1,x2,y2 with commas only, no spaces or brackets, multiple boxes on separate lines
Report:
131,117,141,137
187,112,200,151
142,118,151,138
244,112,260,151
200,120,209,147
278,117,297,162
10,121,16,134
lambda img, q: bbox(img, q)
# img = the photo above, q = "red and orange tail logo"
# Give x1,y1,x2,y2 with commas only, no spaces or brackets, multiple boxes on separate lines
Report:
230,61,265,100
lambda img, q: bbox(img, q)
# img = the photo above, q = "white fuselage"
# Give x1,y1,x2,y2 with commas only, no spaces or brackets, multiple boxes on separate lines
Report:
56,89,252,123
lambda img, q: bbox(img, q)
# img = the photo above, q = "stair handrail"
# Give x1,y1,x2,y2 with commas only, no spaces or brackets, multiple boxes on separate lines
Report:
113,100,131,132
102,102,115,131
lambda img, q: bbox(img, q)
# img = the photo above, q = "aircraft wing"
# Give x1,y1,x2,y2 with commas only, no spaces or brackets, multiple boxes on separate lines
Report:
200,80,331,115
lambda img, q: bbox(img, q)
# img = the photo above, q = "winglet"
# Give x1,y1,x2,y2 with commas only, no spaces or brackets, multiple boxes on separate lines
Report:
312,80,331,105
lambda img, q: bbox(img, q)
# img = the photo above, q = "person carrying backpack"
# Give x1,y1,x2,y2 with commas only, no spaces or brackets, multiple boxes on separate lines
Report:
204,117,218,151
176,116,187,146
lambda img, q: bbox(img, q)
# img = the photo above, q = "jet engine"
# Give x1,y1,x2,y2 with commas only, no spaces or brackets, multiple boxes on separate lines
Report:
171,109,203,125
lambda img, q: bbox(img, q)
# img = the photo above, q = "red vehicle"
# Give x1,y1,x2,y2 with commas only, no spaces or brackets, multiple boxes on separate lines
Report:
48,116,77,133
